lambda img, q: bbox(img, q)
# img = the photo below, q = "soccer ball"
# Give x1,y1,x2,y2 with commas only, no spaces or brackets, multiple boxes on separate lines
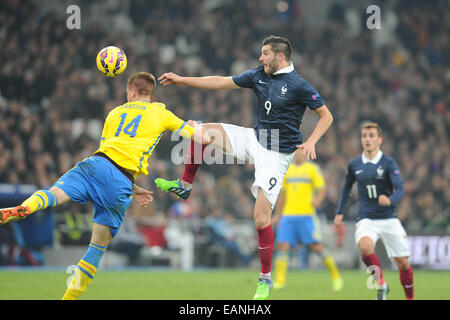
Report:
96,46,127,77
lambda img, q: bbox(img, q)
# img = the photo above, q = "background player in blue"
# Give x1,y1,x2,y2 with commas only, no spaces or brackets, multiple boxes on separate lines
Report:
157,35,334,300
334,122,414,300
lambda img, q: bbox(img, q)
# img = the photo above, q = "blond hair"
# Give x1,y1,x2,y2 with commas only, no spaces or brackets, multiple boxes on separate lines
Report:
127,72,156,96
361,121,382,137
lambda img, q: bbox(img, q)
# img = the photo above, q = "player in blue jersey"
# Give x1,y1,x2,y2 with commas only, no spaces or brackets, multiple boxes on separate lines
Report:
156,36,333,300
334,122,414,300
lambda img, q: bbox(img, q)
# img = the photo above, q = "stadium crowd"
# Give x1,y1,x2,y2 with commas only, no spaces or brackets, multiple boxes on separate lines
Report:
0,0,448,260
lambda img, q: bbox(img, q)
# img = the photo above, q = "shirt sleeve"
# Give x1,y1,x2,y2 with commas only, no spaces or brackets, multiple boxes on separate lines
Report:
232,67,258,89
387,159,405,205
336,163,356,215
163,109,195,138
295,80,325,110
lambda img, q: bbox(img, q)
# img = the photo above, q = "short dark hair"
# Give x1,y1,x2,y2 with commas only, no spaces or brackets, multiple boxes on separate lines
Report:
262,36,292,61
127,72,156,96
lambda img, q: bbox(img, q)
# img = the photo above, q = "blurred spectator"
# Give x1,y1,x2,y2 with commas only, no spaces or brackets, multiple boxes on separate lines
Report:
205,208,253,267
54,203,92,245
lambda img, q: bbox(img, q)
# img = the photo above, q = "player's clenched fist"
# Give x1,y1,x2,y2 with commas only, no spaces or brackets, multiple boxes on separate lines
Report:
378,194,391,206
334,214,344,228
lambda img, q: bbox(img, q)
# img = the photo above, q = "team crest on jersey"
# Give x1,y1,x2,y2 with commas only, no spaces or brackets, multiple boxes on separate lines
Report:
376,165,384,179
278,84,288,100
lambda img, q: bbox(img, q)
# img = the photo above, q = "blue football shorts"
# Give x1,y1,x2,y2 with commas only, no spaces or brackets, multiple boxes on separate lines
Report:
276,215,322,247
53,156,133,237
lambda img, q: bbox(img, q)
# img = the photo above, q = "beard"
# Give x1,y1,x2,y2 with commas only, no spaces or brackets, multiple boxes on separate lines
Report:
264,60,279,75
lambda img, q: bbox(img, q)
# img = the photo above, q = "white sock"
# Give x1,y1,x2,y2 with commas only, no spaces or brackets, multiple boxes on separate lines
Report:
260,272,271,280
181,180,192,191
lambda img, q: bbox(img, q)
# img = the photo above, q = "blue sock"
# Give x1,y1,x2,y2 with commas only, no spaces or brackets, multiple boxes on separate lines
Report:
63,243,107,300
21,189,57,213
81,242,107,269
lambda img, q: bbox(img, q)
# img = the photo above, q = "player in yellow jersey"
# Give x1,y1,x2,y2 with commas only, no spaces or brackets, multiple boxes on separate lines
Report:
0,72,210,299
272,149,343,291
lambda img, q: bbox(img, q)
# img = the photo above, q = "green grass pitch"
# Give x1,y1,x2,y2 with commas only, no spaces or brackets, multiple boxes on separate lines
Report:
0,268,448,300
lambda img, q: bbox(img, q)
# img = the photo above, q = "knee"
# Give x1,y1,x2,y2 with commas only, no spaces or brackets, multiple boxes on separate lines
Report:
395,257,410,270
254,211,270,229
309,243,323,254
359,238,375,255
277,242,290,252
49,186,71,206
254,189,273,229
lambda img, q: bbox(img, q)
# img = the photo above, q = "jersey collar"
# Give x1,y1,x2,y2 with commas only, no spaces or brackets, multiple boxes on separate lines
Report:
362,150,383,164
273,62,294,75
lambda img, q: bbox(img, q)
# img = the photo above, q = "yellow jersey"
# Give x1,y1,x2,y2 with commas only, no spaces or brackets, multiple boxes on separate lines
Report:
281,161,325,215
96,100,194,177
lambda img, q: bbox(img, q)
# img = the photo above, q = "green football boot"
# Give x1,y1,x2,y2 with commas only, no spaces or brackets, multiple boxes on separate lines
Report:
253,278,273,300
155,178,191,200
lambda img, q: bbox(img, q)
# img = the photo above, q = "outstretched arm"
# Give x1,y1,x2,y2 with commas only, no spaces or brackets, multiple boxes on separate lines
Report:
158,73,241,90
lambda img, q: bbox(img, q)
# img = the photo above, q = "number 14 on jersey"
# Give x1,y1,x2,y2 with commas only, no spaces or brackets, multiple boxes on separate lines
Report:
115,113,142,138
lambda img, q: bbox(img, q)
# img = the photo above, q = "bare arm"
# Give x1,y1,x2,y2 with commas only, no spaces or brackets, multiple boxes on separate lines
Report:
312,189,326,209
158,73,241,90
297,105,333,160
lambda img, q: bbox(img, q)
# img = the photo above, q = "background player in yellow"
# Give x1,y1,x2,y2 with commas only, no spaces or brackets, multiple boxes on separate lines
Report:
272,149,343,291
0,72,211,300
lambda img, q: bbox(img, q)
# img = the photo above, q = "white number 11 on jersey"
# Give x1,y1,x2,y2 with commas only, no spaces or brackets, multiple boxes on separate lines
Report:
366,184,377,199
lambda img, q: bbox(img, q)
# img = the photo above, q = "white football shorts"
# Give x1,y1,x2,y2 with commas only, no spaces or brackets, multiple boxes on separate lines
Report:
355,218,410,258
221,123,294,208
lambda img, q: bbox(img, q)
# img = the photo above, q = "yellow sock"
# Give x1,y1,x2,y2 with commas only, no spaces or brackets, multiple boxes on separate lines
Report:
21,190,57,214
274,252,289,286
323,255,341,280
62,260,97,300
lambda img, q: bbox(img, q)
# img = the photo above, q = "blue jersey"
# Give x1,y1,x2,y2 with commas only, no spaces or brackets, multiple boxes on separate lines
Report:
232,64,325,154
336,151,404,221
